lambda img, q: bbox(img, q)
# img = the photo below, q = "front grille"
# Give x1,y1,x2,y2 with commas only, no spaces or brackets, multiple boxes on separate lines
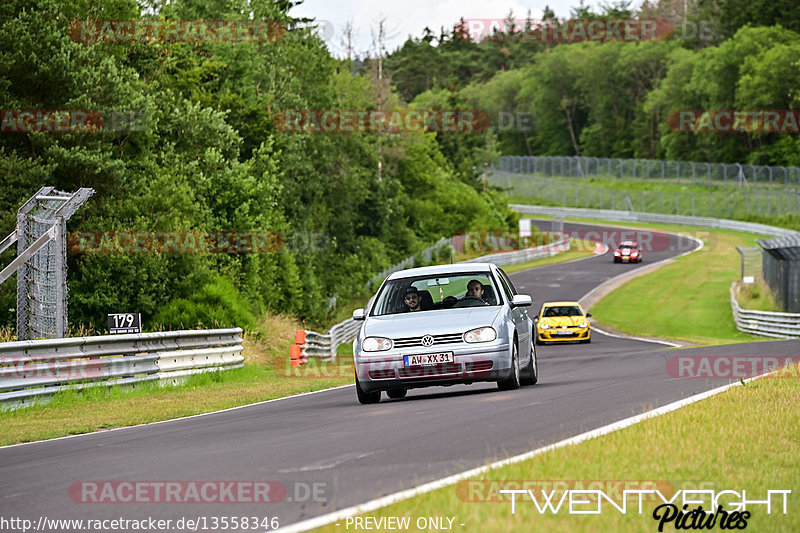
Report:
466,360,493,372
398,362,462,379
392,332,463,348
369,369,396,379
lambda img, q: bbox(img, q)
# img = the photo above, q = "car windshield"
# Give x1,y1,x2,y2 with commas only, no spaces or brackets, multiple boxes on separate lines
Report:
543,306,582,317
620,243,637,249
371,272,501,316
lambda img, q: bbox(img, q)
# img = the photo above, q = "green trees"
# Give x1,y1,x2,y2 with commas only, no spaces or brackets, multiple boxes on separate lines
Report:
0,0,513,332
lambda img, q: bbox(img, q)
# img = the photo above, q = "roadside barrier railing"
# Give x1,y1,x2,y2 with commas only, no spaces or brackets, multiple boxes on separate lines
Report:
460,237,570,265
730,283,800,338
0,328,244,408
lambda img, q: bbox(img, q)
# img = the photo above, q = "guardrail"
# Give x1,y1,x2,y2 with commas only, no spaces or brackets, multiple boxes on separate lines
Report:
730,283,800,338
461,238,570,265
509,204,797,238
290,319,363,364
0,328,244,408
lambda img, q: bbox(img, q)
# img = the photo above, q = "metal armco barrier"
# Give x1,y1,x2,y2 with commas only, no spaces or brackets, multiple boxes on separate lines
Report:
730,283,800,338
291,319,363,364
509,204,797,238
0,328,244,407
461,238,570,265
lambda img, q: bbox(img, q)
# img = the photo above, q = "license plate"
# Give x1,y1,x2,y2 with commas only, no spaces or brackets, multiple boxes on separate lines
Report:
557,330,573,335
404,352,454,366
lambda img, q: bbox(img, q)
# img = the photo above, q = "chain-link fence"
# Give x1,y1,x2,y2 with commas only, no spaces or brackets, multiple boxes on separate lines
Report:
1,187,93,340
17,195,66,340
496,155,800,189
491,171,800,219
735,246,763,281
758,235,800,312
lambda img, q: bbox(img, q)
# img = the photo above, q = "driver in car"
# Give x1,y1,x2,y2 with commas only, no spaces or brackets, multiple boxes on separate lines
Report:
442,279,490,307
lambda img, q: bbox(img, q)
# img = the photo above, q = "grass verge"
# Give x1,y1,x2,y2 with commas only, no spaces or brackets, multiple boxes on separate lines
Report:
310,364,800,533
0,314,355,446
734,278,782,312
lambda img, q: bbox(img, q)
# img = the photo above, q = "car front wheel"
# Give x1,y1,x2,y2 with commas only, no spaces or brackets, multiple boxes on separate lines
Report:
498,341,521,391
355,371,381,404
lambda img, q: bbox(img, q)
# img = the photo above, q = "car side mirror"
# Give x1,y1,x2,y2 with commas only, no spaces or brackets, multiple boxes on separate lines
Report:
511,295,532,307
353,308,366,321
586,312,592,317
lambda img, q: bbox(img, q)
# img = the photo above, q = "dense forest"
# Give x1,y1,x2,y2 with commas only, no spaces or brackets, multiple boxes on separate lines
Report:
384,0,800,165
1,0,798,333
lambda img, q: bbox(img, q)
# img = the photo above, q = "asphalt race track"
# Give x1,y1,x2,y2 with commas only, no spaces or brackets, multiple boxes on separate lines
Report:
2,221,798,531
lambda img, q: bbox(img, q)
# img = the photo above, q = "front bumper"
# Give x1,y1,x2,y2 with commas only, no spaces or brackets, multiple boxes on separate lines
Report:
354,342,511,392
537,327,590,342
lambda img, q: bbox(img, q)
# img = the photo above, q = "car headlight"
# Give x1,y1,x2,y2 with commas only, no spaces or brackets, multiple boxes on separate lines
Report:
362,337,392,352
540,323,551,329
614,251,621,256
578,322,588,328
463,327,497,343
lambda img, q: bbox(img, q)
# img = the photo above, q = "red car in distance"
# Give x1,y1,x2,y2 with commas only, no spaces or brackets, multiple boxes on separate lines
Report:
613,241,643,263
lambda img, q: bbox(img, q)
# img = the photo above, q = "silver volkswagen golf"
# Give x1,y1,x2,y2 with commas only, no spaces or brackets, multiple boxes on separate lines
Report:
352,263,537,404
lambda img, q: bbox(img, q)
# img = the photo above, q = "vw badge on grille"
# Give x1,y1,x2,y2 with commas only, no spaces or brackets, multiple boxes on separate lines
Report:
421,335,434,347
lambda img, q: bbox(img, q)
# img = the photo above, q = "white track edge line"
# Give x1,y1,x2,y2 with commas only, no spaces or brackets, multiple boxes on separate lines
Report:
0,384,353,450
277,373,765,533
590,325,682,347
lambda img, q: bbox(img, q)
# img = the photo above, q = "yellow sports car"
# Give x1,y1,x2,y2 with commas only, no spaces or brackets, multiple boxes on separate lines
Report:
535,302,591,344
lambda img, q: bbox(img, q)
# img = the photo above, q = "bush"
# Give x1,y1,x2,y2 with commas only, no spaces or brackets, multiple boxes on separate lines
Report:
151,276,258,331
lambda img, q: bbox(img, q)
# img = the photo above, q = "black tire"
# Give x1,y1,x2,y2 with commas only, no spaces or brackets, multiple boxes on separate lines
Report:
535,336,544,346
498,341,521,391
521,342,538,386
386,389,407,399
355,372,381,404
